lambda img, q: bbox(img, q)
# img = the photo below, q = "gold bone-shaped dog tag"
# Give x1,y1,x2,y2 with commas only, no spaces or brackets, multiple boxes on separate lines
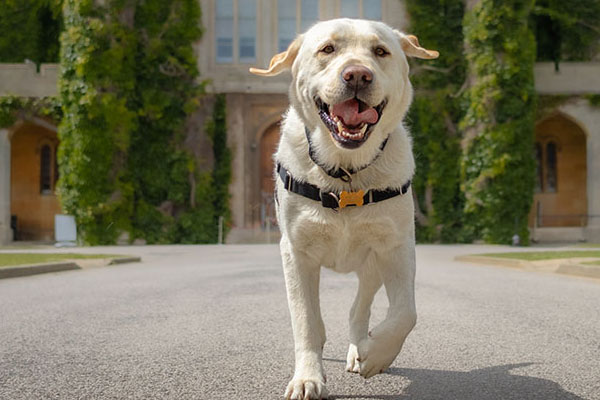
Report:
339,190,365,209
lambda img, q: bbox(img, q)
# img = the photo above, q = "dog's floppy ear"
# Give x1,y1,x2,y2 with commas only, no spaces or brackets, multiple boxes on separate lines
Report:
249,36,303,76
395,31,439,60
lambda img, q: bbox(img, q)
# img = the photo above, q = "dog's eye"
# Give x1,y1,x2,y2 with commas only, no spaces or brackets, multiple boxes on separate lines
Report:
320,45,335,54
375,47,389,57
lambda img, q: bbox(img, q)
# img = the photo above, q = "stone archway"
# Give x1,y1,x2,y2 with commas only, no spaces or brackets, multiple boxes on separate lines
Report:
531,113,587,228
10,122,61,241
258,122,280,229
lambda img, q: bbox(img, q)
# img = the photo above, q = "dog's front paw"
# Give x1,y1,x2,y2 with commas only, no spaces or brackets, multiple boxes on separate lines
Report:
357,334,401,379
345,343,361,373
284,375,328,400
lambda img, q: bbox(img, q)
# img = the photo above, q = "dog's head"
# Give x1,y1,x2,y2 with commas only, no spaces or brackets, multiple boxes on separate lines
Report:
250,19,438,150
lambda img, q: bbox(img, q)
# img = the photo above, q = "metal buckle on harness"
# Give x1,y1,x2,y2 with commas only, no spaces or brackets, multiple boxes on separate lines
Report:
321,191,340,211
338,167,353,183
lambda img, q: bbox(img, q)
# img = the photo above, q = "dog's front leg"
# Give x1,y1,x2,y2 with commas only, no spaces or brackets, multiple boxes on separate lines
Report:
357,247,417,379
346,267,382,373
281,240,327,399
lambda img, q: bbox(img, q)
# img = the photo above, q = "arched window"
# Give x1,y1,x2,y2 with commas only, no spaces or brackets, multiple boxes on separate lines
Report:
40,144,52,194
535,142,543,192
546,141,557,192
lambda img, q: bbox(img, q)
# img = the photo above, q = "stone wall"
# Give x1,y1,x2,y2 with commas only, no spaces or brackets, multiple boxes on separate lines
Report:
0,63,58,97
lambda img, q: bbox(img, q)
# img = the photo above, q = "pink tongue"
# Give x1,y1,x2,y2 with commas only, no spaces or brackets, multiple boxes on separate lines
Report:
331,99,378,126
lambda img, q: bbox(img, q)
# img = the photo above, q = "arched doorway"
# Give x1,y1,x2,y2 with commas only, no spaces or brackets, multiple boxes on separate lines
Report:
259,122,280,229
531,114,587,228
10,122,61,241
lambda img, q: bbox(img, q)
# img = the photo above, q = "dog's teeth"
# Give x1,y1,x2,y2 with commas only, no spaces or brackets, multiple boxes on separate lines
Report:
337,120,344,133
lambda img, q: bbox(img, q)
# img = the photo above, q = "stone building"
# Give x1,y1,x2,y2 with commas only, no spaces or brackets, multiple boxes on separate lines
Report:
1,0,599,244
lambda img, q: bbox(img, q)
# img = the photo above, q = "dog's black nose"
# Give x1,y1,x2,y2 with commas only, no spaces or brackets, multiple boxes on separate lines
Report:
341,65,373,90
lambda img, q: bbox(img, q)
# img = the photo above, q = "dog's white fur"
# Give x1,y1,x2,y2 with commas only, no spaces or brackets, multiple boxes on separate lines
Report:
250,19,438,400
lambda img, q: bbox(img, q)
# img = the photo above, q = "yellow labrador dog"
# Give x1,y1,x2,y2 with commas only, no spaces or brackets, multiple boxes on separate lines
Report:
250,18,438,400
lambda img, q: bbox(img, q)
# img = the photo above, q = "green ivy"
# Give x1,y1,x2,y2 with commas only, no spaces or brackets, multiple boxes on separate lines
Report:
586,94,600,108
406,0,469,243
206,94,232,239
58,0,230,245
127,0,210,244
58,0,138,244
0,95,62,128
461,0,537,244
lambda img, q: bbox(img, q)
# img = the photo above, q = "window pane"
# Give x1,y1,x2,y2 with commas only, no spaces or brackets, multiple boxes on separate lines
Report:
363,0,381,20
278,0,296,52
535,143,542,192
340,0,359,18
300,0,319,33
239,0,256,63
40,145,51,193
216,0,234,63
546,142,557,192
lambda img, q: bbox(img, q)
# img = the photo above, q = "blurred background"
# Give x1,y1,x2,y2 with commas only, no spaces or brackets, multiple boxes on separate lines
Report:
0,0,599,247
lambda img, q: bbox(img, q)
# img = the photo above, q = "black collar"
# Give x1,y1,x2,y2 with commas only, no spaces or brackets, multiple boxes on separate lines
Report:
304,126,389,182
277,163,411,210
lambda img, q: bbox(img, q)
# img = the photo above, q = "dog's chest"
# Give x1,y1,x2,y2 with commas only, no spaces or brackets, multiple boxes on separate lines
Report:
285,202,409,273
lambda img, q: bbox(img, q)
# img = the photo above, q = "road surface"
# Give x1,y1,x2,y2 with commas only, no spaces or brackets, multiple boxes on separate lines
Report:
1,244,599,399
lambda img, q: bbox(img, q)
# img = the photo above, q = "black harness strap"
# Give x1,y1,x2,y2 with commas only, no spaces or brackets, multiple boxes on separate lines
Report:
277,163,410,210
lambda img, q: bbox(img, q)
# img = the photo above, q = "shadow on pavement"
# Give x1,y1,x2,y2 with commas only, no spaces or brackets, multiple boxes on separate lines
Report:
326,361,584,400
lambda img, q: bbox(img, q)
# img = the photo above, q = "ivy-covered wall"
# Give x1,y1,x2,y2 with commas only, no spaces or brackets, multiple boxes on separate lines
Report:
407,0,598,244
58,0,230,245
406,0,468,243
460,0,537,244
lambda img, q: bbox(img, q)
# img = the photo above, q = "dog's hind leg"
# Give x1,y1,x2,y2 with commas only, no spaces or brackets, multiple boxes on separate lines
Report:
346,266,382,373
281,239,328,399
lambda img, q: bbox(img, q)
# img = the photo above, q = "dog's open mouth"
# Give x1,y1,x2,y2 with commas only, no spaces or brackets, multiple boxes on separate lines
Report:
316,97,386,149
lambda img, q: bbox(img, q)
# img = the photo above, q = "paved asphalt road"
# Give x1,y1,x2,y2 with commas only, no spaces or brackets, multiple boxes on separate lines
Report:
1,244,599,400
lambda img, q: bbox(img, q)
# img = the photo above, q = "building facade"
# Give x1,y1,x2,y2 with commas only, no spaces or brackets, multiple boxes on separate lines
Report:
1,0,600,244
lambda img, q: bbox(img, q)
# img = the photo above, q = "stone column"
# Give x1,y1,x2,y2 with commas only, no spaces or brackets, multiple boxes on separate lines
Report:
561,101,600,242
0,128,11,244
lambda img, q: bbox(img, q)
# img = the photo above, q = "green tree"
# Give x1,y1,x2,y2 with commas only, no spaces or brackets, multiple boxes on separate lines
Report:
0,0,62,65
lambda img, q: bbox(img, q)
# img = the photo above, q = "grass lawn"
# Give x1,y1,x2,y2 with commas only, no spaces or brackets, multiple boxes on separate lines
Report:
0,253,122,268
571,243,600,248
479,250,600,261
